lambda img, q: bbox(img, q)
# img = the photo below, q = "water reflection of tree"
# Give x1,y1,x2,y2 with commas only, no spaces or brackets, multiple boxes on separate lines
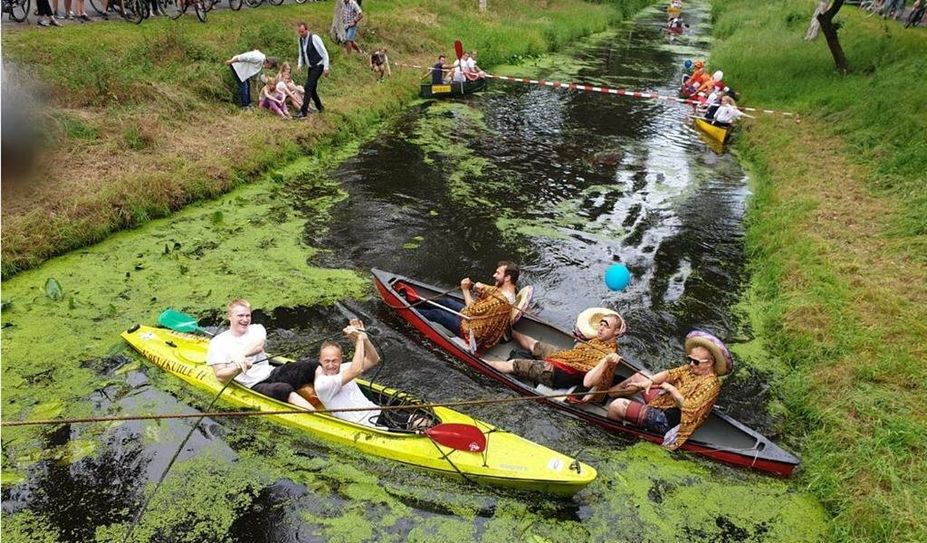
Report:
21,428,147,543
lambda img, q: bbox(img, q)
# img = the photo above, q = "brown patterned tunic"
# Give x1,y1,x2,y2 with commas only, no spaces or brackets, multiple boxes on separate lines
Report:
648,365,720,450
460,285,514,353
547,339,617,373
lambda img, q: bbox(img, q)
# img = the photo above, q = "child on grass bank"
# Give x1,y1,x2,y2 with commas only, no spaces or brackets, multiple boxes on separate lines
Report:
259,76,290,119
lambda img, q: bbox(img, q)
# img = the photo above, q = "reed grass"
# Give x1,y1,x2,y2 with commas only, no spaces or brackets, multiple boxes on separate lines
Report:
710,1,927,541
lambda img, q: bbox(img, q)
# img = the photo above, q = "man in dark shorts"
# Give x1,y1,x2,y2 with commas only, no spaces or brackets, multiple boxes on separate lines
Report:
206,298,317,410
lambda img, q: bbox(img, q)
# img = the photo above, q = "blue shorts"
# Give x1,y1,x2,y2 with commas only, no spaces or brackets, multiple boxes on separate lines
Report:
345,25,357,41
644,408,673,434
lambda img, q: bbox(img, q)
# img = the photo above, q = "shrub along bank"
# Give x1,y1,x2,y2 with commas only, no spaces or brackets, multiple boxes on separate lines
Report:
709,1,926,541
0,0,650,277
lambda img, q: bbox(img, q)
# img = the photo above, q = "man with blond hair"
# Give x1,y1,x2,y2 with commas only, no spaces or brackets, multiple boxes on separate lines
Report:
206,298,316,410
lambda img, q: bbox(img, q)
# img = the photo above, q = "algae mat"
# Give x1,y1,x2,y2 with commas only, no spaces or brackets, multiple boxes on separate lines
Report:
0,154,368,476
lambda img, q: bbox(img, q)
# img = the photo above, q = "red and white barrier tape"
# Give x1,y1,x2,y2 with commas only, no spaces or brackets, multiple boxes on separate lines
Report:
392,61,798,117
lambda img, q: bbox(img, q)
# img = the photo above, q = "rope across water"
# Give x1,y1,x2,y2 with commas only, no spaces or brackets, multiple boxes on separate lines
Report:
1,390,604,428
395,60,799,117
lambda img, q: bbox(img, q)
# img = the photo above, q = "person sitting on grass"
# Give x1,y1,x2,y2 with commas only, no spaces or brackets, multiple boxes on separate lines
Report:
277,62,305,112
370,48,392,82
206,299,317,410
259,76,290,119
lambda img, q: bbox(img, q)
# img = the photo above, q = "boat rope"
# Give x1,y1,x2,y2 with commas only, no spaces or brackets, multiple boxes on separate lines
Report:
1,390,616,428
120,378,235,543
392,61,799,117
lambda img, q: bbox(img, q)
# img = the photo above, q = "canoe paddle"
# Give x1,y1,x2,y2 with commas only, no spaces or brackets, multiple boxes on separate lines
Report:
158,308,214,336
424,422,487,452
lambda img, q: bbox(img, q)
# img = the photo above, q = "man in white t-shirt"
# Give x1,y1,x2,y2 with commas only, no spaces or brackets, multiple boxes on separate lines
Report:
206,298,316,410
225,50,279,109
312,318,384,426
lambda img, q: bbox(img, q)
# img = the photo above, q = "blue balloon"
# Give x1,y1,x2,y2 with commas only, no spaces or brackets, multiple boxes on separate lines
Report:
604,264,631,291
684,59,693,70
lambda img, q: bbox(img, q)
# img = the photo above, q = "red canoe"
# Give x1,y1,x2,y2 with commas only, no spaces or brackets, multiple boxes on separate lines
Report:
373,268,800,477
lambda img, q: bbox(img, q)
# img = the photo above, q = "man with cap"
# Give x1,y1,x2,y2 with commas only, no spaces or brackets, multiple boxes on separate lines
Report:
488,308,626,390
585,330,732,450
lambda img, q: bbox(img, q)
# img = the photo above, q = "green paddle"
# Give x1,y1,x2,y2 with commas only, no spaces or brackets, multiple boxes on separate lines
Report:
158,308,213,336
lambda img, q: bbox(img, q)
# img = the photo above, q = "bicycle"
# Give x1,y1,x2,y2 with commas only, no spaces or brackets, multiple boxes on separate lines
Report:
2,0,30,21
243,0,283,9
202,0,243,13
169,0,206,22
86,0,145,23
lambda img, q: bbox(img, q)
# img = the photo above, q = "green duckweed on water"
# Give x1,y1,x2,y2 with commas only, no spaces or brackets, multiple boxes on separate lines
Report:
0,151,369,481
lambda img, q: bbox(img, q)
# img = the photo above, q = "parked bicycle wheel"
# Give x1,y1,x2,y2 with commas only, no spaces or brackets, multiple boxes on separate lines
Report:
125,0,144,23
243,0,262,8
194,0,205,22
7,0,31,21
228,0,241,10
157,0,171,14
87,0,104,14
168,0,187,19
268,0,284,6
294,0,307,4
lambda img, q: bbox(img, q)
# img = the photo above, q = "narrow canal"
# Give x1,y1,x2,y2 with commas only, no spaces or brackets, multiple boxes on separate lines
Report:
1,3,830,542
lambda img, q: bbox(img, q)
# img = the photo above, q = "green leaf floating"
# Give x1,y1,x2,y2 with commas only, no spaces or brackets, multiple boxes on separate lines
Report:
45,278,63,301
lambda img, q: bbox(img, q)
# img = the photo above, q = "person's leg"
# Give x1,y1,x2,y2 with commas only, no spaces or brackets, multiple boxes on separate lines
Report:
306,66,324,112
606,398,634,421
231,69,250,108
510,330,539,352
416,305,463,334
270,101,287,118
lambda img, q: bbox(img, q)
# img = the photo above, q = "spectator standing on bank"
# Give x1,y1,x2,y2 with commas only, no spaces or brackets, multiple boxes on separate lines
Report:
226,50,278,109
296,22,331,118
35,0,61,26
341,0,363,55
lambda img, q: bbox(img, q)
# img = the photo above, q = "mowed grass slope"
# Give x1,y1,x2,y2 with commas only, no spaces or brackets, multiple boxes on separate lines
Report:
0,0,648,276
710,1,927,541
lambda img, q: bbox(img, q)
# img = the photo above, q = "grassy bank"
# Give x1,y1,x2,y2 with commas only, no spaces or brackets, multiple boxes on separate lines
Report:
709,1,927,541
0,0,650,277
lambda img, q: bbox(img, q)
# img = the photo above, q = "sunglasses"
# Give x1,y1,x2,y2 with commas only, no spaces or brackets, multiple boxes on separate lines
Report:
688,356,709,366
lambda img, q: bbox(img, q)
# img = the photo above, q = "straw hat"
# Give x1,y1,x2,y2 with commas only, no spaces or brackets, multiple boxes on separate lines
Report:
573,307,627,340
684,330,733,376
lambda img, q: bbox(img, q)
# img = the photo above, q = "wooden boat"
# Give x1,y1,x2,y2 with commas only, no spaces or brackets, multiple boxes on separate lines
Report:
420,78,487,99
372,269,801,477
693,116,732,145
122,324,596,494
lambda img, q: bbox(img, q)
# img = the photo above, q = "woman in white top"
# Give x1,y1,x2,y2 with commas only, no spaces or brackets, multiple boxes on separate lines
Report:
225,50,278,109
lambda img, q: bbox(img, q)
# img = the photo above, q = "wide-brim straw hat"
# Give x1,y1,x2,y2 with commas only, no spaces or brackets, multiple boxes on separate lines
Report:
684,330,734,376
573,307,627,340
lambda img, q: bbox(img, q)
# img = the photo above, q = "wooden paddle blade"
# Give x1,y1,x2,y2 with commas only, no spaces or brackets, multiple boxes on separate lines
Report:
454,39,464,60
425,423,486,452
158,309,201,334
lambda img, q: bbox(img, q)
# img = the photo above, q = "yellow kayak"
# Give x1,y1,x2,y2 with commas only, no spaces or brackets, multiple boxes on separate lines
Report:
693,117,732,145
122,324,596,495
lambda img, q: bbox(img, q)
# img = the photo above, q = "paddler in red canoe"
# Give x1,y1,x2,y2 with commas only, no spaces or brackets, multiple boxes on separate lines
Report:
489,308,626,390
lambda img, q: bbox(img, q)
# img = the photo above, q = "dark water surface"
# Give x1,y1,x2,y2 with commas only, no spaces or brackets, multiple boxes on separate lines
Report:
4,4,818,542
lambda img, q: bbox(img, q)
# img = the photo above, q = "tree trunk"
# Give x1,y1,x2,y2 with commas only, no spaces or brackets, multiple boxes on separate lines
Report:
817,0,848,74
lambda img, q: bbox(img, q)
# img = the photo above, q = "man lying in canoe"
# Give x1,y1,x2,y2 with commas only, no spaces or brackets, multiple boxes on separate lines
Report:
206,298,317,410
584,330,732,450
411,261,520,352
488,309,626,390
